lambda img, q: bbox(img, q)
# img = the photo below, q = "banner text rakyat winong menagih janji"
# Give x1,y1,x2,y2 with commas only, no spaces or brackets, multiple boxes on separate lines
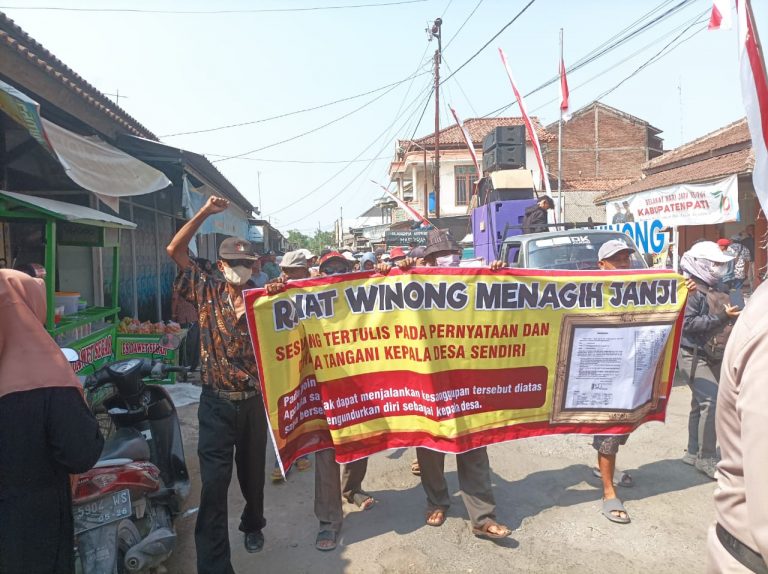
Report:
244,268,687,470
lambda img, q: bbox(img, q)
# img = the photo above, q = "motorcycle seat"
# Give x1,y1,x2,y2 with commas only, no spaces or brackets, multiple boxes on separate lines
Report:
99,427,150,462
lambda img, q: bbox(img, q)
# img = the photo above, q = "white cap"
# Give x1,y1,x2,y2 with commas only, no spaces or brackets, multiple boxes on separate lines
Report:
688,240,734,263
298,248,315,260
598,239,634,261
342,251,356,262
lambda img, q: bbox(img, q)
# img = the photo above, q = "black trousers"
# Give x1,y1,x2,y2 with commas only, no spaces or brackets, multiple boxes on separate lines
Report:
195,391,267,574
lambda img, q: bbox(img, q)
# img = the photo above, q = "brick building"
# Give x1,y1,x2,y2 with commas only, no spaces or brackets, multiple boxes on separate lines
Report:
544,102,664,222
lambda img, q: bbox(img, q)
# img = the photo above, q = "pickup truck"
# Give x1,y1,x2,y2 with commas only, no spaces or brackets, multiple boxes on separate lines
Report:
499,229,647,270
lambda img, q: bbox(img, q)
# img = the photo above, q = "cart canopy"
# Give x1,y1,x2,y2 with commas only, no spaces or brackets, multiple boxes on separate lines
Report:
0,191,136,229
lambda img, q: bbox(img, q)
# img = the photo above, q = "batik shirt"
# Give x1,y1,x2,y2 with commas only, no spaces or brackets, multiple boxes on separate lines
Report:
174,262,258,392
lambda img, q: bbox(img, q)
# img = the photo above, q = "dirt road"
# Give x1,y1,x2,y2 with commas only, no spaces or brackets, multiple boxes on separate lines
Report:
166,375,714,573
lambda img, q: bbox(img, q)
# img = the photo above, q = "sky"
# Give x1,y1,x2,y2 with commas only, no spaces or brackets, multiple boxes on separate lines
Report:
1,0,763,235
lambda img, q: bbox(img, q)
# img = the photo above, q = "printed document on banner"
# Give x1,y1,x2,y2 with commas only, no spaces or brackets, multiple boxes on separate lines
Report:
565,324,672,411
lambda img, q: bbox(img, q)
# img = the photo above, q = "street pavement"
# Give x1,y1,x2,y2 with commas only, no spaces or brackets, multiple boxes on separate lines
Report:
165,373,715,574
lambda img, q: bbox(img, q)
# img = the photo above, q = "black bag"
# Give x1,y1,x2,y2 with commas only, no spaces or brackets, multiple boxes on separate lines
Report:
704,288,733,361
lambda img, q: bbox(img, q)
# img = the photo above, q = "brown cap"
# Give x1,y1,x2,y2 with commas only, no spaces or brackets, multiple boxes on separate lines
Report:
218,237,258,261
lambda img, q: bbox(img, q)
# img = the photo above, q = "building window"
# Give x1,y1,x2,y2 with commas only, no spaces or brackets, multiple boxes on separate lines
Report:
454,165,477,206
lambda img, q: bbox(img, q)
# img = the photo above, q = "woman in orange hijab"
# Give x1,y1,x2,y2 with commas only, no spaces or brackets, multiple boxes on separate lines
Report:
0,269,103,574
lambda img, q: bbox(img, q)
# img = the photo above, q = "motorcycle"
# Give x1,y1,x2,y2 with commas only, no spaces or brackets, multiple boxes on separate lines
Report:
65,346,190,574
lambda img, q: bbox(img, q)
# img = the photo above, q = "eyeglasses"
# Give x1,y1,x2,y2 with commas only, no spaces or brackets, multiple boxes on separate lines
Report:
224,259,254,268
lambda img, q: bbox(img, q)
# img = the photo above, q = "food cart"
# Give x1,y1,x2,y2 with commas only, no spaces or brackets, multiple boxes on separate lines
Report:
0,190,134,374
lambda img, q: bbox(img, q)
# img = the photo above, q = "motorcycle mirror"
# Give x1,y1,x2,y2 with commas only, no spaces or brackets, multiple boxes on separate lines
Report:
61,348,79,363
159,333,181,350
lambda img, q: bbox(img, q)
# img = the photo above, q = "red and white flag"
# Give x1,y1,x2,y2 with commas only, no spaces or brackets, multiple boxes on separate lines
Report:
448,105,480,172
371,180,432,228
559,57,570,114
737,0,768,211
498,48,552,195
709,0,733,30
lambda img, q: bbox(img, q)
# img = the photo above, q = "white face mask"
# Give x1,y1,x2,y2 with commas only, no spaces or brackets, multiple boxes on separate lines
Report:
436,254,461,267
222,264,252,286
709,262,728,280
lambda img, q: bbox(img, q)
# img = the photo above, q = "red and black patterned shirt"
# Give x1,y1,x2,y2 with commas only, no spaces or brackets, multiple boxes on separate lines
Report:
174,262,259,392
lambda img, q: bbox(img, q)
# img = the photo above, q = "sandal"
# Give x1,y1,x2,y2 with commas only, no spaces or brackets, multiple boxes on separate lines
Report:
425,508,446,527
410,459,421,476
592,467,634,487
295,457,312,472
271,467,284,482
602,498,631,524
350,492,376,510
315,529,337,551
472,520,512,540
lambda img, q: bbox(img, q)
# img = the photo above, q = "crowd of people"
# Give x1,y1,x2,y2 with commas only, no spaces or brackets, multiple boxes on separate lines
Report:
2,191,767,573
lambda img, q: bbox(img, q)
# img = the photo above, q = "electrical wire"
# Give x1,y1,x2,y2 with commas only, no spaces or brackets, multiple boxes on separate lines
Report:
439,0,538,86
203,154,391,164
0,0,428,14
525,9,709,115
442,0,484,52
483,0,699,117
160,68,431,138
211,72,423,163
278,81,437,227
265,80,434,218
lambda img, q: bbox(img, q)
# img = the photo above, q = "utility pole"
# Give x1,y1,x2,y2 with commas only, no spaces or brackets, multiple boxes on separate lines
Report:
339,206,343,248
257,170,262,216
430,17,443,219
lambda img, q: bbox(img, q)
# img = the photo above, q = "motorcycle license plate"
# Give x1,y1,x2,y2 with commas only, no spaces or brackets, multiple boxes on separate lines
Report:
74,489,131,534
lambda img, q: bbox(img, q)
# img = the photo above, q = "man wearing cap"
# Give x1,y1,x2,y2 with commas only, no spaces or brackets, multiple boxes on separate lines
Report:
266,250,372,552
592,240,638,524
522,195,554,234
167,196,269,573
383,228,511,539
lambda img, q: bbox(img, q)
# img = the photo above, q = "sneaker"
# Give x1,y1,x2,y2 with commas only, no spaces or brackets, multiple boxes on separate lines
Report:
244,531,264,553
681,451,697,466
694,457,719,480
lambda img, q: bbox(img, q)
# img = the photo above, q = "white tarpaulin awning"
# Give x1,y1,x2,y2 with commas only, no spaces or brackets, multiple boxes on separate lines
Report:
0,79,170,212
41,119,170,212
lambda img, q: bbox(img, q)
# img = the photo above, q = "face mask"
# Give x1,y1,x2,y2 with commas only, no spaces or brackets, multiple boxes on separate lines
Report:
709,262,727,280
436,254,461,267
222,264,252,285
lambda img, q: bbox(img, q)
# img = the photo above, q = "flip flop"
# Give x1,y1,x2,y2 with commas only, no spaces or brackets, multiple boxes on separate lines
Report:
592,468,634,487
472,520,512,540
350,492,376,510
315,529,337,551
410,460,421,476
602,498,631,524
425,508,446,527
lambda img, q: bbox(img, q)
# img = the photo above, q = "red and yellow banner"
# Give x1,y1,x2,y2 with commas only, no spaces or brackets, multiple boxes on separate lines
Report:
245,268,687,470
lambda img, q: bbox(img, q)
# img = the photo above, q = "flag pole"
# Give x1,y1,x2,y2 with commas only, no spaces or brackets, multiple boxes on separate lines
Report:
558,28,564,228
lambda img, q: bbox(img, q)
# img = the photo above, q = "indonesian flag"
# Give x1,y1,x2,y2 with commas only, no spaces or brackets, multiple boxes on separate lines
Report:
448,105,480,172
710,0,733,30
559,57,570,113
498,48,552,195
371,180,432,228
738,0,768,211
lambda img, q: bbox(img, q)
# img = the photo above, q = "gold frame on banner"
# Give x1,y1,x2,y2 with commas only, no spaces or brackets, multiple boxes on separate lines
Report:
550,311,679,425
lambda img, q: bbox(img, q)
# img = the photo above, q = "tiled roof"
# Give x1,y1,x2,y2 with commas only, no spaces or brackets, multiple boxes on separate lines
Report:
596,147,753,203
562,178,635,192
401,117,554,152
644,118,749,171
0,12,157,140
